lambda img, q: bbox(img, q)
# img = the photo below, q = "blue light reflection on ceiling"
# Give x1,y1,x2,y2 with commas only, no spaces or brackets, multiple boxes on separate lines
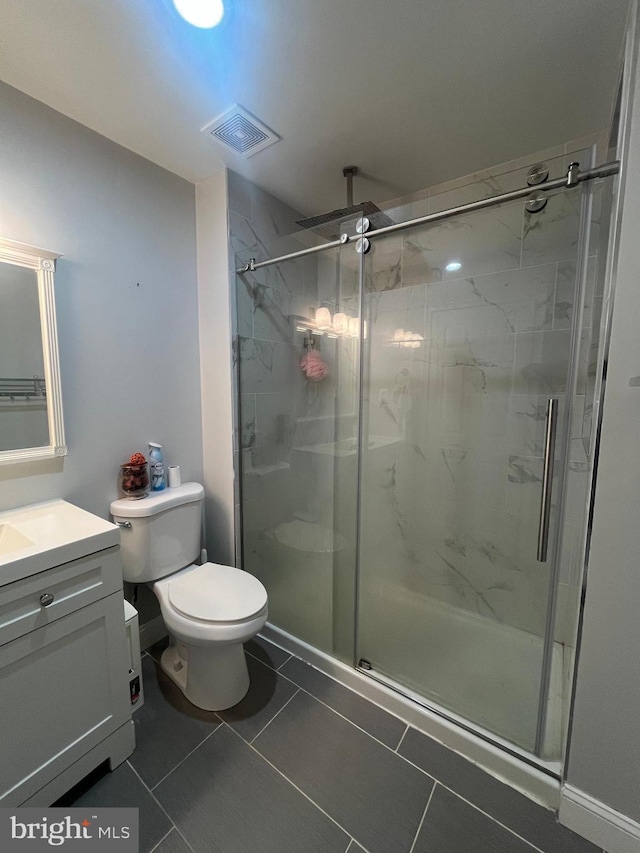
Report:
142,0,247,117
173,0,224,29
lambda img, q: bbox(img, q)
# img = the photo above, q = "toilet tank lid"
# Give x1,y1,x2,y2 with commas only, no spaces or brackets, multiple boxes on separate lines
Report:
110,482,204,518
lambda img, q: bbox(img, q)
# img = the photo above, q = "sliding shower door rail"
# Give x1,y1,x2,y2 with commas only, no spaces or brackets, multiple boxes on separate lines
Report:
236,160,620,274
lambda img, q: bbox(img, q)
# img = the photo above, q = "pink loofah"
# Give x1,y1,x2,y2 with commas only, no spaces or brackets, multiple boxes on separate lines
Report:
300,349,328,382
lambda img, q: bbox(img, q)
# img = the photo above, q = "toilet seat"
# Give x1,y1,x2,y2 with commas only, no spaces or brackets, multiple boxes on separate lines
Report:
168,562,268,624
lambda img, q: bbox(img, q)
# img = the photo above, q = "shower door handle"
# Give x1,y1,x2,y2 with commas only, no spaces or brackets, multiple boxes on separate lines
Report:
537,398,558,562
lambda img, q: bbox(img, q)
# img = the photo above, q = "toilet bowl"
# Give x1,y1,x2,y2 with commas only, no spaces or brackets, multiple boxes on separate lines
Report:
110,483,268,711
154,562,268,710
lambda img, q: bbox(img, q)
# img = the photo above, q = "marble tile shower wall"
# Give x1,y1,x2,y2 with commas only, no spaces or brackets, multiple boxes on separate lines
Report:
359,147,606,639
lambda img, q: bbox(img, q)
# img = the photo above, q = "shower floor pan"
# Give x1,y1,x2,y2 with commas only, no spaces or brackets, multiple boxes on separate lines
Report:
357,582,563,760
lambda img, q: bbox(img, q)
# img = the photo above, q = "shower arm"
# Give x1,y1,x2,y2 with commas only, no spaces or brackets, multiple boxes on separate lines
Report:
343,166,357,208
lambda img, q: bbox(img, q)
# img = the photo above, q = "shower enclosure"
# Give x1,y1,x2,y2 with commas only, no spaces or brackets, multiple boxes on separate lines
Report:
233,149,616,767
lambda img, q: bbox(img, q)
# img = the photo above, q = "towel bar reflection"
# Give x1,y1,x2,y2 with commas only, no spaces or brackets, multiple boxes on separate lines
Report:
0,376,46,400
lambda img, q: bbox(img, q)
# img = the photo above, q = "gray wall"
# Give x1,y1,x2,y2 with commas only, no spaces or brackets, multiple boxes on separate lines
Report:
196,169,235,567
0,81,203,539
565,7,640,823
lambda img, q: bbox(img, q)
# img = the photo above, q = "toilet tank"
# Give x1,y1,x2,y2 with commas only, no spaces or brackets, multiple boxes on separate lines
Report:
110,482,205,583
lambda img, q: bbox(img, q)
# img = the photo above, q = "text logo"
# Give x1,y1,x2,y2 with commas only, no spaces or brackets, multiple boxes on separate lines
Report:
0,809,138,851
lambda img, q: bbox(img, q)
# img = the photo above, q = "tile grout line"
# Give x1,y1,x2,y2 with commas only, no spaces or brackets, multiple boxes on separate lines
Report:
248,644,563,853
406,777,549,853
249,687,300,745
244,645,290,672
126,761,196,853
408,779,437,853
391,751,552,853
433,780,548,853
395,747,447,781
284,678,406,752
225,723,364,848
395,724,410,753
253,646,568,852
275,653,293,671
272,667,408,753
147,826,175,853
344,836,373,853
132,697,550,853
149,722,223,792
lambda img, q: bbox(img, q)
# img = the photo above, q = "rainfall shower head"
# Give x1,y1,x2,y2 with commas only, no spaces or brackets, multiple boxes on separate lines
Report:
296,166,394,240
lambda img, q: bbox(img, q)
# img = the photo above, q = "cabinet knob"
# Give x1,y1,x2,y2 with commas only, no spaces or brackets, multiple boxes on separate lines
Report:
39,593,55,607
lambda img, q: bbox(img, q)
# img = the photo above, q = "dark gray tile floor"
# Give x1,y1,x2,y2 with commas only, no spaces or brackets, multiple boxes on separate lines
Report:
57,636,607,853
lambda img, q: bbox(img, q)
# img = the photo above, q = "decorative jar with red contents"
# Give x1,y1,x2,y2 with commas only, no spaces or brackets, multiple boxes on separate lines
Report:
118,452,149,499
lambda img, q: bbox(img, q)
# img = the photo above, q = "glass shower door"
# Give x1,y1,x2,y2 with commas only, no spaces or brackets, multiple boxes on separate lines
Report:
356,180,586,754
236,229,361,663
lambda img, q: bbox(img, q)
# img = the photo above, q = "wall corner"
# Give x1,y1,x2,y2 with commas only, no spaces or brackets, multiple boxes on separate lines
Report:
196,168,235,565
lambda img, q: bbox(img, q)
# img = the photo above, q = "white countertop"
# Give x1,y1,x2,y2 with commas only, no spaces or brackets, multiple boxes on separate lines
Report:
0,499,119,585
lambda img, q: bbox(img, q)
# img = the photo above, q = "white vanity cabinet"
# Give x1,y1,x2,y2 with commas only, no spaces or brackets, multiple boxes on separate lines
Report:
0,500,135,806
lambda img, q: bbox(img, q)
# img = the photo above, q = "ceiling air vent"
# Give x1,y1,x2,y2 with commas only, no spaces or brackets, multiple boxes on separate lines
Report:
201,104,280,158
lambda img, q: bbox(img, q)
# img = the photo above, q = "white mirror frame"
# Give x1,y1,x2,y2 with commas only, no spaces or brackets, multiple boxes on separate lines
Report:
0,237,66,464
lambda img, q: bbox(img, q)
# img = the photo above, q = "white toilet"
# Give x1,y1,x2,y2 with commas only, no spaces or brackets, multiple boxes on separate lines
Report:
110,482,268,711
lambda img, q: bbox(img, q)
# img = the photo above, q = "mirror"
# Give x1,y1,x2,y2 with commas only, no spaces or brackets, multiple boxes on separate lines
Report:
0,238,66,464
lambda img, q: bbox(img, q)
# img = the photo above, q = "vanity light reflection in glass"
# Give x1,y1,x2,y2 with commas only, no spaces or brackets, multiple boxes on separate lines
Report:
308,307,365,339
332,312,349,336
389,329,424,348
315,306,332,331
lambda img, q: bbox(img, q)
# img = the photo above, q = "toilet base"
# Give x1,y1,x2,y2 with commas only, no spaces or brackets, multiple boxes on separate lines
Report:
160,639,250,711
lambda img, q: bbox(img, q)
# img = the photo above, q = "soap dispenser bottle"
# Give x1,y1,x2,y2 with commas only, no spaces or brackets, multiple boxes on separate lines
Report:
148,442,166,491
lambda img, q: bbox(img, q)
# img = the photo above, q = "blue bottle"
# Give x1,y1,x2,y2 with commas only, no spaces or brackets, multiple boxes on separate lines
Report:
149,442,166,491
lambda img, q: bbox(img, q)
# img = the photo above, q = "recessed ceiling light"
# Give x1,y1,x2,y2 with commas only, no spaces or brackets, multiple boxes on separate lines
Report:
173,0,224,28
445,260,462,272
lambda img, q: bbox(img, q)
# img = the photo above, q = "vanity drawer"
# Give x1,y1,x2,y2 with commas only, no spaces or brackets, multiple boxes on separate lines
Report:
0,546,122,645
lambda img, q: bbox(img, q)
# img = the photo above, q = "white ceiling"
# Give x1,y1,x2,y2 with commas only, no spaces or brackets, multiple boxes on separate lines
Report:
0,0,629,216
